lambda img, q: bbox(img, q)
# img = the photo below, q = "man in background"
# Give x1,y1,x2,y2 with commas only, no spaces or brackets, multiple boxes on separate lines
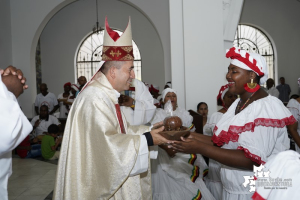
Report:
34,83,59,115
276,77,291,104
77,76,87,91
31,105,61,137
266,78,279,98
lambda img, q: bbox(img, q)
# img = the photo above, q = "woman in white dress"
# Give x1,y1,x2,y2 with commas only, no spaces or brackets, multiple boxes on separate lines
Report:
287,94,300,153
151,88,214,200
204,84,237,200
171,47,296,200
197,102,210,135
57,82,71,118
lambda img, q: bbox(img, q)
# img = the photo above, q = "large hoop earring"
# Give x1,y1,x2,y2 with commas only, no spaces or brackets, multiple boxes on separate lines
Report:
244,79,260,93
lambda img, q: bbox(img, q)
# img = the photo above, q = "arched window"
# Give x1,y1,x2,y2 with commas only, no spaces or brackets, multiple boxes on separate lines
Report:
76,30,142,81
233,24,275,80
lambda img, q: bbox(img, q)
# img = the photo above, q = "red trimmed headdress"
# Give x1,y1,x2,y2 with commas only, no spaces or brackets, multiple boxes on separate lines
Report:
150,84,159,93
64,82,71,88
101,17,134,61
71,83,80,92
217,84,229,106
226,47,268,84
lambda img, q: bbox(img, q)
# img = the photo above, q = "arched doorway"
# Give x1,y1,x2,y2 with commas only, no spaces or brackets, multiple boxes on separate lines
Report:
233,24,275,80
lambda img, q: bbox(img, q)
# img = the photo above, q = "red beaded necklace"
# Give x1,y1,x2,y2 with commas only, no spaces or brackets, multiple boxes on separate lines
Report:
236,91,257,113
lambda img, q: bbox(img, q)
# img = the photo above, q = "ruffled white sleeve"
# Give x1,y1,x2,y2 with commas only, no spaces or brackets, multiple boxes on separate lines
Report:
287,99,300,122
204,112,223,136
237,97,295,164
213,96,296,165
0,75,32,156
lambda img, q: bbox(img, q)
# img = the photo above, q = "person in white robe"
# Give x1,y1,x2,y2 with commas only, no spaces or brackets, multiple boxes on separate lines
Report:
287,89,300,153
204,84,237,200
57,82,71,118
120,78,156,126
53,17,169,200
151,88,215,200
170,47,295,200
266,78,279,98
253,150,300,200
0,66,32,200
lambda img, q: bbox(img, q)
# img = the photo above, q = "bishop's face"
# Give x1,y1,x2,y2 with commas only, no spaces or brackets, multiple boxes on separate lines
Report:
114,61,135,92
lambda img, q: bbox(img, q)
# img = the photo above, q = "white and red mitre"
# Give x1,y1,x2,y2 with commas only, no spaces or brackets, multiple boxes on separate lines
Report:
226,47,268,84
101,17,134,61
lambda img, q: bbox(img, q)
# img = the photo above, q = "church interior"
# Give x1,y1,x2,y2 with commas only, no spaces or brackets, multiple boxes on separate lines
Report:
1,0,300,199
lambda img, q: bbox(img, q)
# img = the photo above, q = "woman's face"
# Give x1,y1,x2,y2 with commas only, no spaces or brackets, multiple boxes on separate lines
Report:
226,64,251,95
198,104,208,118
223,91,237,108
164,92,177,110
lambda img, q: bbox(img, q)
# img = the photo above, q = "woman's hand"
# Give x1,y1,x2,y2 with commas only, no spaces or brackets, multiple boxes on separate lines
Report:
169,137,201,154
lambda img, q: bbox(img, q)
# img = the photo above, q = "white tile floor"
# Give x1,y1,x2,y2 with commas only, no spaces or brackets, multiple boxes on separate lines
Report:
8,158,56,200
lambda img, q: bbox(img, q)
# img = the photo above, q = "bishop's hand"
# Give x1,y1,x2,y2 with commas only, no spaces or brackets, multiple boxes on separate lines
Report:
150,125,170,145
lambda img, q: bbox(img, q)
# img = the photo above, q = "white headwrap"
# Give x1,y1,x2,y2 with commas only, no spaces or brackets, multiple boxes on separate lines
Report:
221,88,229,100
161,88,177,101
226,47,268,84
71,83,80,92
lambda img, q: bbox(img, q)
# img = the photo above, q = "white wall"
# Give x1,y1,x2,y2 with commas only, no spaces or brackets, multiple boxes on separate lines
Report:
125,0,171,85
169,0,243,114
0,0,12,67
240,0,300,95
9,0,76,117
5,0,299,118
41,0,165,100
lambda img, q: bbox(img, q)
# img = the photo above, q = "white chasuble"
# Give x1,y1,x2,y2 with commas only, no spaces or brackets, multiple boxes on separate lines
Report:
54,72,152,200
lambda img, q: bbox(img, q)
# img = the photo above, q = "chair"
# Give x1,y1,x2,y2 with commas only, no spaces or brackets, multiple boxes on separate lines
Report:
188,110,203,134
